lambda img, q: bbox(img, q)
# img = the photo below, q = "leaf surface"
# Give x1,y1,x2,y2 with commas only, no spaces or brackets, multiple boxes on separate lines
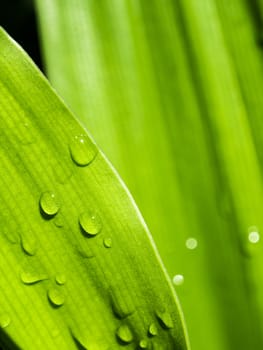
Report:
0,28,188,350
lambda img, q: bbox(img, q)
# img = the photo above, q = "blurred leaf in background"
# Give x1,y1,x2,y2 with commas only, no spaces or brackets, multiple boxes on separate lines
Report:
34,0,263,349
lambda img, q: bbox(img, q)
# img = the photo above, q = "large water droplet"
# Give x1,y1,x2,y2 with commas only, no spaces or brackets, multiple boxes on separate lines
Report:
0,314,11,328
185,237,198,250
21,270,47,285
48,287,65,307
172,274,184,286
55,274,67,285
69,134,97,166
79,211,102,236
155,309,173,329
40,191,60,217
103,237,112,248
148,323,158,336
116,324,133,344
139,339,148,348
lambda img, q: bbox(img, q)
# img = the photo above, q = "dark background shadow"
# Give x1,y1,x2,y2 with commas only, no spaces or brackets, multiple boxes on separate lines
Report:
0,0,43,70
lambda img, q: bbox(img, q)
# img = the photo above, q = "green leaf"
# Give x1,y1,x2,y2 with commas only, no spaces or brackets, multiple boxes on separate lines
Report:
0,27,189,349
35,0,263,349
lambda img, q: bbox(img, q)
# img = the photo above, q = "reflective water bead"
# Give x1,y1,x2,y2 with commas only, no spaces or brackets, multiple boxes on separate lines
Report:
148,323,158,336
103,237,112,248
20,270,47,284
55,274,67,285
21,235,38,256
0,314,11,328
48,288,65,307
69,134,97,166
139,339,148,348
116,324,133,344
40,191,60,217
155,309,173,329
79,211,102,236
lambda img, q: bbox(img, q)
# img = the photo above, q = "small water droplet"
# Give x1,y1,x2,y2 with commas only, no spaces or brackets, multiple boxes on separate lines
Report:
69,134,97,166
77,246,95,259
148,323,158,336
21,235,38,256
185,237,198,250
40,191,60,217
54,213,64,228
79,211,102,236
20,270,47,285
155,309,173,329
172,274,184,286
116,324,133,344
110,288,135,319
139,339,148,348
0,314,11,328
17,119,35,145
51,328,60,338
55,274,67,285
48,287,65,307
103,237,112,248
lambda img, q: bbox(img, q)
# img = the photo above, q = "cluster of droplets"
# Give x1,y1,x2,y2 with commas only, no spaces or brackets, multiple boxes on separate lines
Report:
10,126,177,348
112,297,173,348
22,132,110,315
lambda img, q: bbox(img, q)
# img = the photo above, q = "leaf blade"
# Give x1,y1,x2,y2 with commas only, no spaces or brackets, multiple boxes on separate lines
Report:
0,27,188,349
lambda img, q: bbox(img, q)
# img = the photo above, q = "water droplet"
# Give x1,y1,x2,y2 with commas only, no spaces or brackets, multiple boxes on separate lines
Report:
51,328,60,338
3,230,19,244
79,211,102,236
17,119,35,145
69,134,97,166
0,314,11,328
185,237,198,250
248,230,260,244
40,191,60,217
148,323,158,336
139,339,148,348
155,309,173,329
103,237,112,248
116,324,133,344
54,214,64,228
55,274,67,285
172,274,184,286
48,287,65,307
20,270,47,284
21,235,38,256
110,288,135,319
77,246,95,259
